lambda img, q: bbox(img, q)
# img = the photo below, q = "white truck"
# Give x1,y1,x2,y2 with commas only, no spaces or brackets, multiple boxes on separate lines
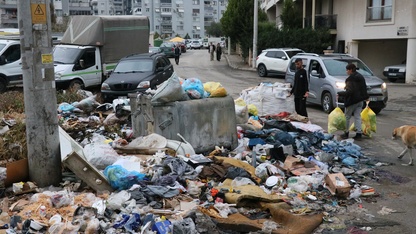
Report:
0,31,22,93
54,15,150,90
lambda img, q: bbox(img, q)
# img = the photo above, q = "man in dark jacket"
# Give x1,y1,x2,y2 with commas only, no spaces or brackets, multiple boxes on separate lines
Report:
288,58,309,117
174,43,181,65
338,63,369,140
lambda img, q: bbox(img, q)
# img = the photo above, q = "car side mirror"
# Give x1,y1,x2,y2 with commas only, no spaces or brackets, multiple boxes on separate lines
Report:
282,56,287,60
311,70,319,76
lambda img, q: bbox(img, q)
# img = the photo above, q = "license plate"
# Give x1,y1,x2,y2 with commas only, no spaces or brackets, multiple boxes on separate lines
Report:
388,73,397,76
369,97,378,101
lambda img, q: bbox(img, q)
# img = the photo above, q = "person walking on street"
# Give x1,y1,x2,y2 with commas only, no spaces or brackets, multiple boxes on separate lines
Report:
288,58,309,117
174,43,181,65
208,42,216,61
216,42,222,61
338,63,369,140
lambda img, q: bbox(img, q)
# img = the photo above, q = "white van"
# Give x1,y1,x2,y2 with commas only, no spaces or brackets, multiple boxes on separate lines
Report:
0,39,22,93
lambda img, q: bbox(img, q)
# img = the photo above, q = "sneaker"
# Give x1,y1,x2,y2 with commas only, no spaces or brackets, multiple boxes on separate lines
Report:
340,131,349,139
353,133,362,140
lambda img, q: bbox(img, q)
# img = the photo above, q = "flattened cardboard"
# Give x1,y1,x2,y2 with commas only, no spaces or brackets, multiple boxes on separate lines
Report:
4,159,29,187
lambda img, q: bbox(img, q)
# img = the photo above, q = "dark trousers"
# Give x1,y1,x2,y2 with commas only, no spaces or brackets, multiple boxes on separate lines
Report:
174,56,179,65
294,97,308,117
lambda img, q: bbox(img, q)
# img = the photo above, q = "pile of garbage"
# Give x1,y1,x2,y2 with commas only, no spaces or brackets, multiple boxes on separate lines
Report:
0,79,393,233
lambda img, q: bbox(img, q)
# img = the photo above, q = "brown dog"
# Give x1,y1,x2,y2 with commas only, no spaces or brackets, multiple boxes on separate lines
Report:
392,125,416,165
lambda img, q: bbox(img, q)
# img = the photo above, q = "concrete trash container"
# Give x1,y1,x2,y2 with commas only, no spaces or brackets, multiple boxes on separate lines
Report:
130,94,238,154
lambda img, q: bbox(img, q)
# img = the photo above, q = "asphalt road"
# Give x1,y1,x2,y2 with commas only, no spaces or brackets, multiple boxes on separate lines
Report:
174,49,416,233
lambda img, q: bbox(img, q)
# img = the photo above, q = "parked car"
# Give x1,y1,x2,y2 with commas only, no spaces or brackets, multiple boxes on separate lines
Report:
190,40,203,50
285,53,388,114
149,46,161,53
383,61,406,82
159,42,176,58
256,48,304,77
101,53,174,101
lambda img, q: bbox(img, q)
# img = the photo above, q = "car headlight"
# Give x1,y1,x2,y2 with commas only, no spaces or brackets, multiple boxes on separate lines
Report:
399,68,406,72
383,67,389,71
336,81,345,89
101,83,110,90
137,81,150,89
381,82,387,91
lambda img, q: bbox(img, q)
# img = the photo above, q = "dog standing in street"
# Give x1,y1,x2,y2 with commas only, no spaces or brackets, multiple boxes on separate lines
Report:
392,125,416,166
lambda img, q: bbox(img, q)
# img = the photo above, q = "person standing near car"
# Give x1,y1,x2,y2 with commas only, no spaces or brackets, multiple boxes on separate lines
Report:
208,42,216,61
216,42,222,61
174,43,181,65
338,63,369,140
288,58,309,117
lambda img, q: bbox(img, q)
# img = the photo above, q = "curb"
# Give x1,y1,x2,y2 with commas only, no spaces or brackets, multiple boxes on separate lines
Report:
225,55,256,72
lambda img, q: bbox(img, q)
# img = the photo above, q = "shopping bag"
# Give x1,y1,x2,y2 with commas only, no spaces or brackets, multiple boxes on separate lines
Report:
328,107,346,134
349,103,376,137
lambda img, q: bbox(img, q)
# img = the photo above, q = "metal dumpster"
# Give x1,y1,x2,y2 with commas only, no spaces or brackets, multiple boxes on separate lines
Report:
130,94,238,153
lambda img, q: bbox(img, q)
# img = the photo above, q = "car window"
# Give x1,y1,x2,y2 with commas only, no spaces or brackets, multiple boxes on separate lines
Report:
289,58,307,72
162,56,171,66
265,51,276,58
323,59,373,76
114,59,153,73
309,59,324,77
275,51,286,59
158,56,168,67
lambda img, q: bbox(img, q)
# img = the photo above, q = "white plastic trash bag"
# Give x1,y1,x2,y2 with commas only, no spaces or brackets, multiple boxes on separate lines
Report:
152,72,189,103
84,143,119,170
240,82,295,116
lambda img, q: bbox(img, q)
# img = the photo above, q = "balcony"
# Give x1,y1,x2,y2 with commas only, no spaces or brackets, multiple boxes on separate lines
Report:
161,29,173,33
1,13,17,24
161,20,172,25
161,11,172,16
304,14,337,30
0,0,17,9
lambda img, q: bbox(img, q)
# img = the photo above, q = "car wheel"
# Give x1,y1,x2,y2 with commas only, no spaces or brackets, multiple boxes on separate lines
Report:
69,79,84,91
257,64,267,77
0,77,7,93
321,92,334,113
388,77,397,82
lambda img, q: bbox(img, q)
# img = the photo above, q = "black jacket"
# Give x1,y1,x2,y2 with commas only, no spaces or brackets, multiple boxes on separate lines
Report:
290,68,308,97
174,47,181,57
338,71,369,107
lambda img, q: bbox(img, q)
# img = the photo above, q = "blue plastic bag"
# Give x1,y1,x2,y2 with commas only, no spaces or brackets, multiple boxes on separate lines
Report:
104,165,146,190
182,78,205,99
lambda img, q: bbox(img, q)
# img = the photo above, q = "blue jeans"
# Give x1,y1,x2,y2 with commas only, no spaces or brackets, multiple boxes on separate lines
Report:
345,102,363,133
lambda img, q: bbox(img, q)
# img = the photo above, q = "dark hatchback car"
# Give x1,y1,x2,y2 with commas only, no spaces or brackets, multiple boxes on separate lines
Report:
101,53,174,101
159,42,176,58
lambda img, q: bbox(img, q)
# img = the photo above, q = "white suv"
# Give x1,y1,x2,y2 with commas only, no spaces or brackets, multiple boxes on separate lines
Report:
256,48,304,77
190,40,202,50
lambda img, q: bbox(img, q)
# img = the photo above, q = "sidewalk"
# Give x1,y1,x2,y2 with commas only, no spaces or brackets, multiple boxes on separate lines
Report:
224,52,256,72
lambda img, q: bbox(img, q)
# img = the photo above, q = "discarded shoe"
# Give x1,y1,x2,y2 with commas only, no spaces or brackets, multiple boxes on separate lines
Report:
353,133,362,140
340,131,349,139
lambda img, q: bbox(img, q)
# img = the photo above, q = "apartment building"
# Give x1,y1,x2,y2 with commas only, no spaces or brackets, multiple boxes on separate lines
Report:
131,0,228,39
261,0,416,83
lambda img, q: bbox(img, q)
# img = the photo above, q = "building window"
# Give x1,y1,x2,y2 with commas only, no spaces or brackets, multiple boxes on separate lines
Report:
161,8,171,13
193,0,200,5
146,8,150,12
177,25,184,30
193,17,200,22
193,34,200,38
156,25,160,30
192,9,200,16
367,0,392,21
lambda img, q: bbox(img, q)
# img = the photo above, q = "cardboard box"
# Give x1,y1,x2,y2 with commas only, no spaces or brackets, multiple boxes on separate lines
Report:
4,158,29,187
325,173,351,198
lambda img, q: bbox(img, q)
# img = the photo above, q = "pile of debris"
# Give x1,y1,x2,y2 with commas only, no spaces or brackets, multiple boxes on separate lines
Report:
0,80,394,233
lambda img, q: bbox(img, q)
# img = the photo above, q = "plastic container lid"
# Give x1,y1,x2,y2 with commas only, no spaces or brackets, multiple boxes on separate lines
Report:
265,176,279,188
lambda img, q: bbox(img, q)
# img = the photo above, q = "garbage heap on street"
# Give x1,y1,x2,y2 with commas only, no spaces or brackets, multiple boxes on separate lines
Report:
0,74,395,233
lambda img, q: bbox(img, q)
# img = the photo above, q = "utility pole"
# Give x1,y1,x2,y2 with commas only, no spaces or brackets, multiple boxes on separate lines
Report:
252,0,258,68
18,0,62,187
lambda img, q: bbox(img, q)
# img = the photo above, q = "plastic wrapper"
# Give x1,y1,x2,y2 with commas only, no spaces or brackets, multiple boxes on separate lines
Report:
182,78,205,99
104,165,146,190
106,190,131,210
328,107,346,133
247,104,258,116
204,82,227,97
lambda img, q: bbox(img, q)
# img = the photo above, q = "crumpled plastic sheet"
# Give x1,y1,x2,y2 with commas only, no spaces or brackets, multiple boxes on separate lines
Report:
140,185,179,198
225,167,251,180
163,156,198,180
171,217,198,234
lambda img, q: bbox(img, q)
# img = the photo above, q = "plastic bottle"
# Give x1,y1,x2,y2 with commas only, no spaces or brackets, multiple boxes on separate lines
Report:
39,206,46,217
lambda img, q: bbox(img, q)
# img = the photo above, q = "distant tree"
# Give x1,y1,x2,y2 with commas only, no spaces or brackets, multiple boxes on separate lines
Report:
206,22,223,37
184,33,191,39
175,33,181,37
221,0,268,59
154,32,160,39
280,0,302,30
